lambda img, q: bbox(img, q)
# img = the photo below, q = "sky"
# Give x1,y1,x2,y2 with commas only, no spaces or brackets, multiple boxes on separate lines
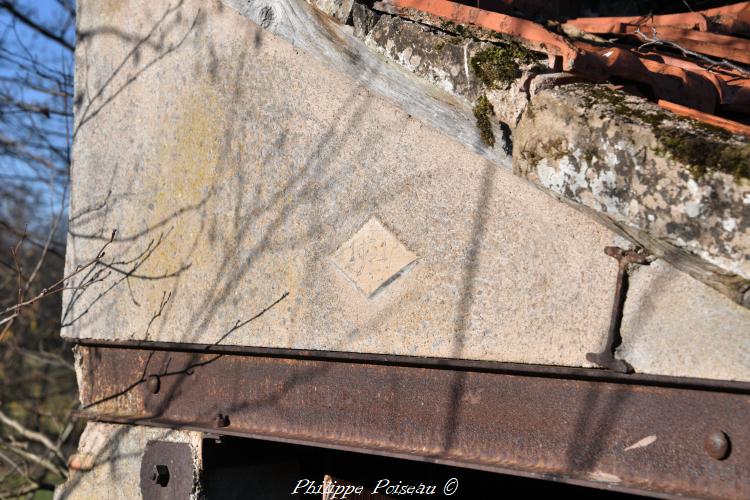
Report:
0,0,75,232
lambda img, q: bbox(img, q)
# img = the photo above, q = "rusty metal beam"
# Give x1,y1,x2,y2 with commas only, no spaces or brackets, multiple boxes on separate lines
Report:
74,343,750,499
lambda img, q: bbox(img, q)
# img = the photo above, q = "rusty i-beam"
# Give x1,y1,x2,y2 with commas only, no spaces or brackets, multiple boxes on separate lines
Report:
75,340,750,498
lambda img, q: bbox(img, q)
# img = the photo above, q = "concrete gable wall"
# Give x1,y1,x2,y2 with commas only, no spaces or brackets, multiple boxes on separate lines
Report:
65,0,749,381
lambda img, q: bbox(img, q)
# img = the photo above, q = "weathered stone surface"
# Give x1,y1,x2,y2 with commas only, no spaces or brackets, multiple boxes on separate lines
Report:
619,259,750,381
64,0,749,382
353,7,539,128
349,4,749,306
514,84,750,305
357,9,482,99
332,218,417,297
67,0,622,369
54,423,201,500
528,72,581,96
307,0,354,23
348,2,750,307
485,76,531,129
350,2,750,306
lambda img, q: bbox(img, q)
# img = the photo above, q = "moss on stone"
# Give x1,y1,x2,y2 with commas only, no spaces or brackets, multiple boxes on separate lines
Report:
579,84,750,182
440,19,468,37
470,42,537,90
473,94,495,147
656,127,750,181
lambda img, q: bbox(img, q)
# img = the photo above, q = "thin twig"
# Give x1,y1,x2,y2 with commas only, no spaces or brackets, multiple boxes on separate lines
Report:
0,444,66,478
635,25,750,78
0,230,116,341
0,410,66,463
0,1,74,50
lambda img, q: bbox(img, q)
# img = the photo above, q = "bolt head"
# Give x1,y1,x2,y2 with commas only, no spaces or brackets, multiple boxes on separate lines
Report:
704,430,731,460
151,464,170,487
214,413,230,428
146,375,160,394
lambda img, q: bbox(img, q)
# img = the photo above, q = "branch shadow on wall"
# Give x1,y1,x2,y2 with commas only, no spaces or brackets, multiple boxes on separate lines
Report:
60,0,631,493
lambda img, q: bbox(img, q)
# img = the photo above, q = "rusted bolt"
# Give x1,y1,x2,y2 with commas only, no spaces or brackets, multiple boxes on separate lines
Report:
214,413,230,428
151,464,170,487
705,430,731,460
146,375,160,394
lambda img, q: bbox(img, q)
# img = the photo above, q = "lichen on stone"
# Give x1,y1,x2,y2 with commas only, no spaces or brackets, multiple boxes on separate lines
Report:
470,42,538,90
473,93,495,146
580,85,750,183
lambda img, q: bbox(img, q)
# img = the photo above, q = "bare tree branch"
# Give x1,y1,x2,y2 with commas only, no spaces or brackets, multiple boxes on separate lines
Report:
635,25,750,78
0,1,73,51
0,0,76,494
0,410,65,463
0,443,66,478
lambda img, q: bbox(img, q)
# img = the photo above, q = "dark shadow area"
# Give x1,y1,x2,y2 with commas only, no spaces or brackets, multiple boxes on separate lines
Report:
457,0,744,19
202,436,645,499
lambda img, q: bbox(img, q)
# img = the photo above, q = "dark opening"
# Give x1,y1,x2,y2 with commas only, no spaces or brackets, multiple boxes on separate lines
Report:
202,436,645,499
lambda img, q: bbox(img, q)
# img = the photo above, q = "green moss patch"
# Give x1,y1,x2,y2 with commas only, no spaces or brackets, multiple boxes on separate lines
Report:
470,42,537,90
439,19,468,38
473,94,495,147
656,127,750,181
579,85,750,182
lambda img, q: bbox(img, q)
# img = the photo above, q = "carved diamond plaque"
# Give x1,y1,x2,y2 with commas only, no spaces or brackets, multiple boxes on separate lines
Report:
333,218,417,297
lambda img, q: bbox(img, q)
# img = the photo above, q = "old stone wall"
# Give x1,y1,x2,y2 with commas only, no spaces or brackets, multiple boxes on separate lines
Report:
64,0,749,385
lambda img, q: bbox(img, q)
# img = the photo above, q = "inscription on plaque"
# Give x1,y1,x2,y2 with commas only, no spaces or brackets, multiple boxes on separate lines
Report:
332,218,417,297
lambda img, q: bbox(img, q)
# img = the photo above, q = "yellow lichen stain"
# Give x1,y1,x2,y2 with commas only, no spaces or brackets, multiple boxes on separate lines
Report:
134,83,230,321
98,0,127,17
155,87,224,209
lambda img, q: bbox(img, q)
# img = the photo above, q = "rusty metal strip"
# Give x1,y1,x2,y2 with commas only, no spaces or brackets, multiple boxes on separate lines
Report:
76,344,750,499
69,338,750,393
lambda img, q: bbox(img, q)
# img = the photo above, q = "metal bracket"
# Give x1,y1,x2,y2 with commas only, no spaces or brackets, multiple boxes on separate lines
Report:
587,246,649,373
140,441,195,500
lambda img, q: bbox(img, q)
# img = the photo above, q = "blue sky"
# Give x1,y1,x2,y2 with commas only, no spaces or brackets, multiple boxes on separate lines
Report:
0,0,74,232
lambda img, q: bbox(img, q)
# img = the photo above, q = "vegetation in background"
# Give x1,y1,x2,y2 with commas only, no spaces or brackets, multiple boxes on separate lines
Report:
0,0,77,497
